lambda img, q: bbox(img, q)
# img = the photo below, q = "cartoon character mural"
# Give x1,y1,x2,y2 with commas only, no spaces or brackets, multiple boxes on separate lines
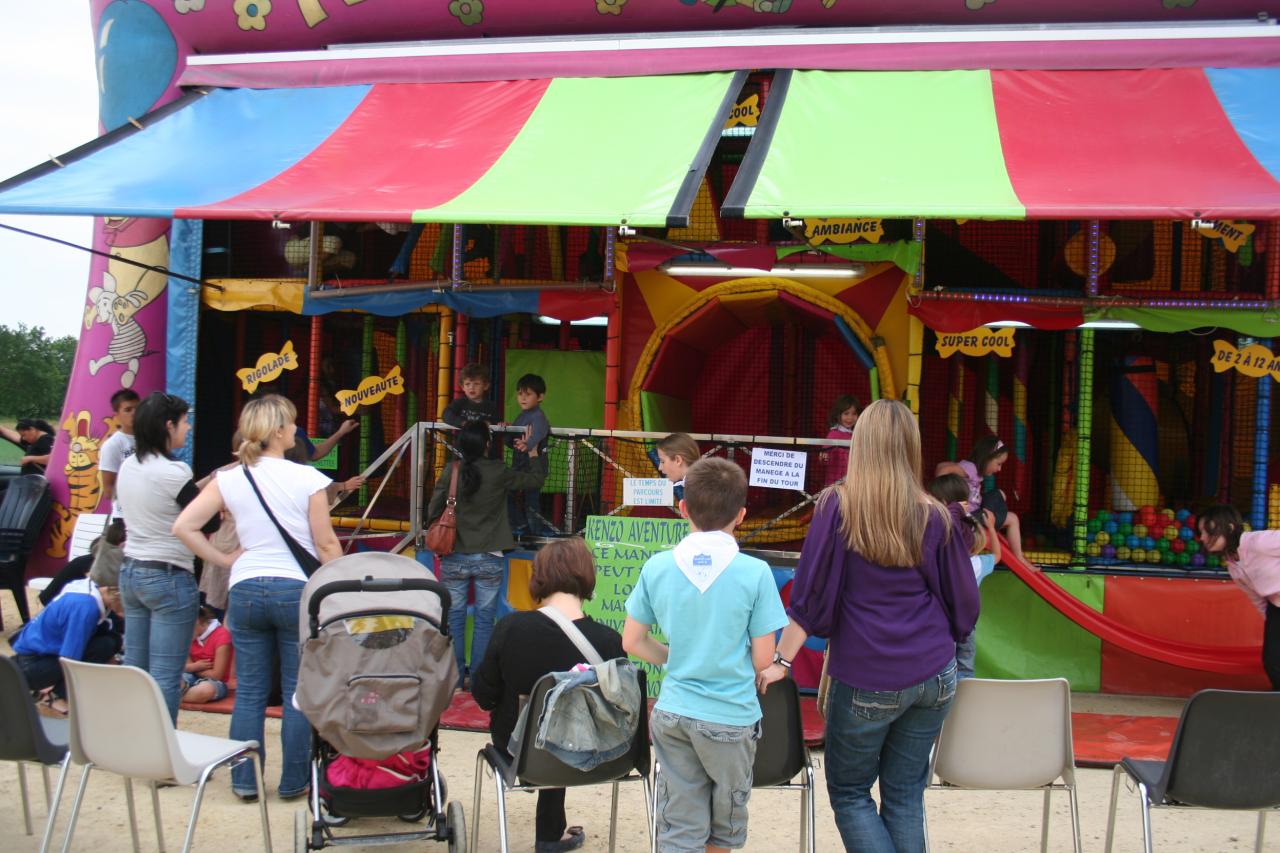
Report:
83,235,168,388
45,412,107,559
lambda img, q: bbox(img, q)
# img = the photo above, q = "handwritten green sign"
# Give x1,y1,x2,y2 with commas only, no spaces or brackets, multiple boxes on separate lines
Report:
583,514,689,697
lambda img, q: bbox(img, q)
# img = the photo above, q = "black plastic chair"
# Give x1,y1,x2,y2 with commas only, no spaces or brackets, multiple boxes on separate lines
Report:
472,668,652,853
751,678,817,853
0,474,52,630
0,655,69,839
1104,689,1280,853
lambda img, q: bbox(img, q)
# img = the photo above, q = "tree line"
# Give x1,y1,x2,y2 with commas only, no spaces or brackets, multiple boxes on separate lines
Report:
0,324,76,418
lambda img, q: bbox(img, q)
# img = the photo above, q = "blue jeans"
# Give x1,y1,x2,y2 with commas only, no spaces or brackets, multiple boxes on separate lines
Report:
437,552,504,678
226,577,309,797
120,559,199,724
825,660,958,853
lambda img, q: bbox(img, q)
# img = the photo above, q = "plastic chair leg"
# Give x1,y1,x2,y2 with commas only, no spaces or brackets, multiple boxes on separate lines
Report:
38,754,72,853
1040,787,1052,853
470,752,485,853
149,780,165,853
1068,783,1083,853
650,761,660,853
641,774,654,852
1137,782,1154,853
1104,764,1123,853
608,781,620,853
42,764,52,808
803,763,817,853
123,778,141,853
18,762,33,835
251,754,272,853
59,763,94,853
493,762,510,853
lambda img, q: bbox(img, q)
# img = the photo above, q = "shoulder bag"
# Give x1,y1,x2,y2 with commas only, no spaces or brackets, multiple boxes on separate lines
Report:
423,464,459,555
242,464,323,577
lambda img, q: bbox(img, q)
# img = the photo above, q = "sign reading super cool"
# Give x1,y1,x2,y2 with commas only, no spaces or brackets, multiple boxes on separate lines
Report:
583,514,689,698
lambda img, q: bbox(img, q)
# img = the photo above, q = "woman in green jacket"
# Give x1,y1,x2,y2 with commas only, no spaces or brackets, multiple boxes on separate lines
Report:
427,419,546,688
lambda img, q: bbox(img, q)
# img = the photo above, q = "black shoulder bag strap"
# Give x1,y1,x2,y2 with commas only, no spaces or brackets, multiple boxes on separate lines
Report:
241,464,322,577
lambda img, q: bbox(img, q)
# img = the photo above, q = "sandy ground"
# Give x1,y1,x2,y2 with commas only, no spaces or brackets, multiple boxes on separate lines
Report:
4,589,1276,852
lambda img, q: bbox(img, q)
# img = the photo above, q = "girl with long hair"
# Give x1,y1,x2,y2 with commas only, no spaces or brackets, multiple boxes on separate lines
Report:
759,400,980,852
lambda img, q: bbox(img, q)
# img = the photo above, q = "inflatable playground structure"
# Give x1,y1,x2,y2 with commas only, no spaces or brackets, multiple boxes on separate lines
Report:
2,1,1280,698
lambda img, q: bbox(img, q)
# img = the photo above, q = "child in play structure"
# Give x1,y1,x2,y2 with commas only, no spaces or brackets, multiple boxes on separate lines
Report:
818,394,860,486
647,432,701,503
928,473,1001,678
623,457,788,853
509,373,552,537
181,605,234,704
1197,505,1280,690
938,435,1026,565
442,362,502,428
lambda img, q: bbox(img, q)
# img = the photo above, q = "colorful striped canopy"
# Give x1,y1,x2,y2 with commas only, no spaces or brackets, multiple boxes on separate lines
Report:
724,68,1280,220
0,74,740,227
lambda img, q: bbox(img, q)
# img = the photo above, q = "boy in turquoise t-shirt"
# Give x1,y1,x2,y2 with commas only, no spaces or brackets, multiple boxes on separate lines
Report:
624,458,788,853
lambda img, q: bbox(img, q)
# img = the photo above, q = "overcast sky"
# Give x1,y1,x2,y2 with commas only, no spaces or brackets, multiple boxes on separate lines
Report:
0,7,97,340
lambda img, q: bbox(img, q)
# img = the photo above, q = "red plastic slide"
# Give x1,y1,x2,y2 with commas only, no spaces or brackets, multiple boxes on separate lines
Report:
997,535,1262,675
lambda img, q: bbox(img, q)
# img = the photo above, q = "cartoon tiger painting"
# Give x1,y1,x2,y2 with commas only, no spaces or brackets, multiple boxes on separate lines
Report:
45,411,105,559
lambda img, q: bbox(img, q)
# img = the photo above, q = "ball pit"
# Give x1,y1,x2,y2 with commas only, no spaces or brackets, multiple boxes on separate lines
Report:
1080,506,1222,570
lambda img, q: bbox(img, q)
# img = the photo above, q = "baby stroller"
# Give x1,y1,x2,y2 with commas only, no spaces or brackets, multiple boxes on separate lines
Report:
295,552,465,852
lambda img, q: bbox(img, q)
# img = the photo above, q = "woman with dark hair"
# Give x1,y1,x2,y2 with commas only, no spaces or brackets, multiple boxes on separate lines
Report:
425,419,547,687
471,538,624,853
1198,504,1280,689
115,392,217,722
0,417,55,474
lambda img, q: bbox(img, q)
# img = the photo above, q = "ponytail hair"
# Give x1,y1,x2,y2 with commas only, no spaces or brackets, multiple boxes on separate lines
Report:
455,420,491,500
235,394,297,466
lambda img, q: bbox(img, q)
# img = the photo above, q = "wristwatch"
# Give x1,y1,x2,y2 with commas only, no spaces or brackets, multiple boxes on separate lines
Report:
772,652,792,670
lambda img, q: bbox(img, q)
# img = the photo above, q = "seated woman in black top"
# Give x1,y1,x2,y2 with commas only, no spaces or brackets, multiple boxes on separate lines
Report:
471,538,623,853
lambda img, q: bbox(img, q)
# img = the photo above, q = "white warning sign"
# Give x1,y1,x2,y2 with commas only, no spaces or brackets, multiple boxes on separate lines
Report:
748,447,808,491
623,478,675,506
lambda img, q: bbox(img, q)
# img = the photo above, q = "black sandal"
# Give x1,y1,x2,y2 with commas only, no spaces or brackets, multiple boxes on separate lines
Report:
535,826,585,853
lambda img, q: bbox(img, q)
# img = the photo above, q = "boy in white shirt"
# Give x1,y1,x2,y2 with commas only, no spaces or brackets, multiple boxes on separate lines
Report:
99,388,140,506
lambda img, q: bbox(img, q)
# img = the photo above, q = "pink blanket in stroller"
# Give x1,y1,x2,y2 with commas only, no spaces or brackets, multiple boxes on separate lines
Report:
326,746,432,790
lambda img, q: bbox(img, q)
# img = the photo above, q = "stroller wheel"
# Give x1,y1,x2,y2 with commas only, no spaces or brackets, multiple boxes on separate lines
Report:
446,800,467,853
397,807,429,823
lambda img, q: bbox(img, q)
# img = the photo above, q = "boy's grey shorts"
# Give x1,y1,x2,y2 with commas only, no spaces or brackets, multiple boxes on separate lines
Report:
651,709,761,853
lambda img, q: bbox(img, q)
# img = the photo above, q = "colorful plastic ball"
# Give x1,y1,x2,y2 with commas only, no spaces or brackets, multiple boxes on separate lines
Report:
1095,510,1111,522
1176,553,1190,566
1164,526,1178,540
1175,508,1191,521
1161,550,1175,564
1103,521,1118,535
1185,540,1199,554
1151,551,1166,564
1161,508,1176,520
1243,523,1253,532
1190,553,1206,567
1130,548,1146,562
1116,522,1132,537
1171,538,1185,553
1143,536,1157,550
1086,543,1101,557
1124,535,1139,549
1207,555,1220,568
1184,514,1196,531
1102,544,1117,558
1086,518,1101,534
1132,524,1147,538
1179,526,1193,540
1114,546,1131,561
1117,511,1134,525
1156,538,1170,552
1094,531,1110,546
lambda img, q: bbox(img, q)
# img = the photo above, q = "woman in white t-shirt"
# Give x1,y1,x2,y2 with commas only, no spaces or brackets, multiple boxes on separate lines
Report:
116,392,218,723
175,394,341,802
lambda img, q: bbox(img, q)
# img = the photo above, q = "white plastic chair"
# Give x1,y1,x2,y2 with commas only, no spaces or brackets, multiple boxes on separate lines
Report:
925,677,1081,853
42,659,272,853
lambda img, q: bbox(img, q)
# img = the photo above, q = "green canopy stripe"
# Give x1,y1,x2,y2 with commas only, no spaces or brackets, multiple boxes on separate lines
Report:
1088,306,1280,338
413,73,737,227
731,70,1025,220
